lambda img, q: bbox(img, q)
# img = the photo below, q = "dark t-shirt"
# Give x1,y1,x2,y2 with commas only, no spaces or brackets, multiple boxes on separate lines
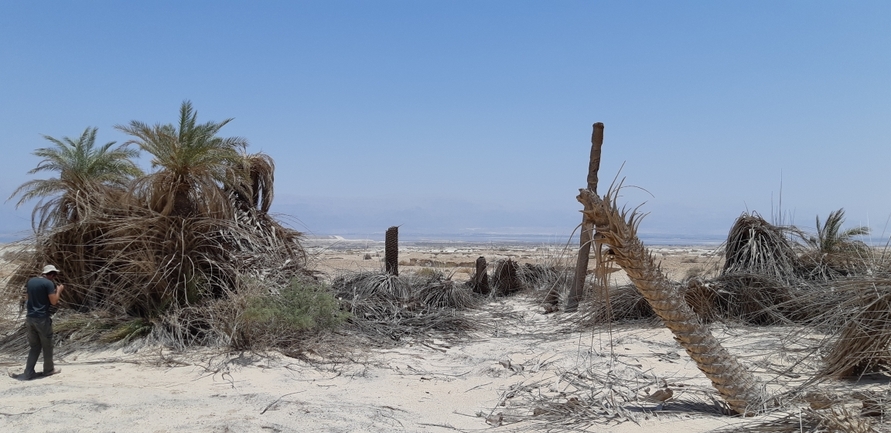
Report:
26,277,57,318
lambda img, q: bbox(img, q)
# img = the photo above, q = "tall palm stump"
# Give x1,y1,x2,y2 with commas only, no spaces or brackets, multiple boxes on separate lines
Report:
565,122,605,312
385,226,399,276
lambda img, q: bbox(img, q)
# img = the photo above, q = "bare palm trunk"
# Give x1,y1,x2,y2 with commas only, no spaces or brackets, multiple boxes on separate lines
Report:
565,123,604,312
385,226,398,276
580,189,767,415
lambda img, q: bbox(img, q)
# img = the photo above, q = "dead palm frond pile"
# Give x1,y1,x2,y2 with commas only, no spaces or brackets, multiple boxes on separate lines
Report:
577,283,655,325
332,270,479,341
722,212,801,283
803,277,891,379
2,200,307,347
493,259,525,296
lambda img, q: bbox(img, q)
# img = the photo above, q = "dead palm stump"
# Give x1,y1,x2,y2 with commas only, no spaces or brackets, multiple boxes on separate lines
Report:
385,226,398,276
470,256,490,295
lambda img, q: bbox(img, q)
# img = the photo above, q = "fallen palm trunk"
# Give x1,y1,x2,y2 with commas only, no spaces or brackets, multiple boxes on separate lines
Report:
579,188,768,415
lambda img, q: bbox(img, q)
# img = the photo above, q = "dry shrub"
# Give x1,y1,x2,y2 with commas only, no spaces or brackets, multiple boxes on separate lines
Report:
521,263,571,291
708,273,799,325
416,278,476,309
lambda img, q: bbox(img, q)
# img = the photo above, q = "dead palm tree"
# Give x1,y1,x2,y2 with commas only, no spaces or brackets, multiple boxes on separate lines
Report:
116,100,247,218
8,127,141,231
579,188,768,415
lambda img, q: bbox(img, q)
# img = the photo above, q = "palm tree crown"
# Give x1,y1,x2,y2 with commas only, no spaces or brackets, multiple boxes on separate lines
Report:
117,100,248,217
808,208,870,255
9,127,142,229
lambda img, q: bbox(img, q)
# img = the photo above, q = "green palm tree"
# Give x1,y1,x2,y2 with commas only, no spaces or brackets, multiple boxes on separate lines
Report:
9,127,142,230
802,208,870,276
116,100,247,218
808,208,870,255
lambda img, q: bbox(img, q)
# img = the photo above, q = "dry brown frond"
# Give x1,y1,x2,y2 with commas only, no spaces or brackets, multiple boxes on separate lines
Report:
819,278,891,379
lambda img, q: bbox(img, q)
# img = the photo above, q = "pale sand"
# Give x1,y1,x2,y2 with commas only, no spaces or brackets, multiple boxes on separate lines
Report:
0,241,820,432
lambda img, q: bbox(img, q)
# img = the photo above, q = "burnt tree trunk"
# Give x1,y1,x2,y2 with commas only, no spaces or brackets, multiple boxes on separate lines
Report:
385,226,398,276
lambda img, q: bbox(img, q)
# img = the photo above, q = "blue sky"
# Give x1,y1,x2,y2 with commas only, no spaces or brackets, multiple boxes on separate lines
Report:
2,1,890,243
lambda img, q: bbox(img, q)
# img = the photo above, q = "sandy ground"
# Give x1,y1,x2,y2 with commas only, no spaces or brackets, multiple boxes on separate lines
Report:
0,240,886,432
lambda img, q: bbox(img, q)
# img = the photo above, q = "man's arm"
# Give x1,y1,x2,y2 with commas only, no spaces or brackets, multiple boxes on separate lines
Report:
48,284,64,305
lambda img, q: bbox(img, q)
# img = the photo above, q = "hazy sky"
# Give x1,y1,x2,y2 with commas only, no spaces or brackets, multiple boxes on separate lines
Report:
2,1,890,244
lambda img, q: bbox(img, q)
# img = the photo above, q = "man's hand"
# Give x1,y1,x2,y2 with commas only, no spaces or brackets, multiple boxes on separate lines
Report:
49,284,64,305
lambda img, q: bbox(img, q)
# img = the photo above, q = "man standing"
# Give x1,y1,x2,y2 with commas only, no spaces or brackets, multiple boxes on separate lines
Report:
23,264,64,380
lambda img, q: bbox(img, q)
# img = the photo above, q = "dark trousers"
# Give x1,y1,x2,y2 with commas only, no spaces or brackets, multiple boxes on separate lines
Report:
25,316,54,376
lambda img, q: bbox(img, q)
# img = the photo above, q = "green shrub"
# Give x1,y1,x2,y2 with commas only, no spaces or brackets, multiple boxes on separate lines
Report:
235,278,348,349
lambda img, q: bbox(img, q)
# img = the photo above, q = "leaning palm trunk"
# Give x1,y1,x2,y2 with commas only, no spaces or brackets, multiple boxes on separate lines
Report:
580,188,767,415
565,123,605,312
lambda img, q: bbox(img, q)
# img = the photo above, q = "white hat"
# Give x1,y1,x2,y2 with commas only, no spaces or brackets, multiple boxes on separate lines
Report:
41,265,60,275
